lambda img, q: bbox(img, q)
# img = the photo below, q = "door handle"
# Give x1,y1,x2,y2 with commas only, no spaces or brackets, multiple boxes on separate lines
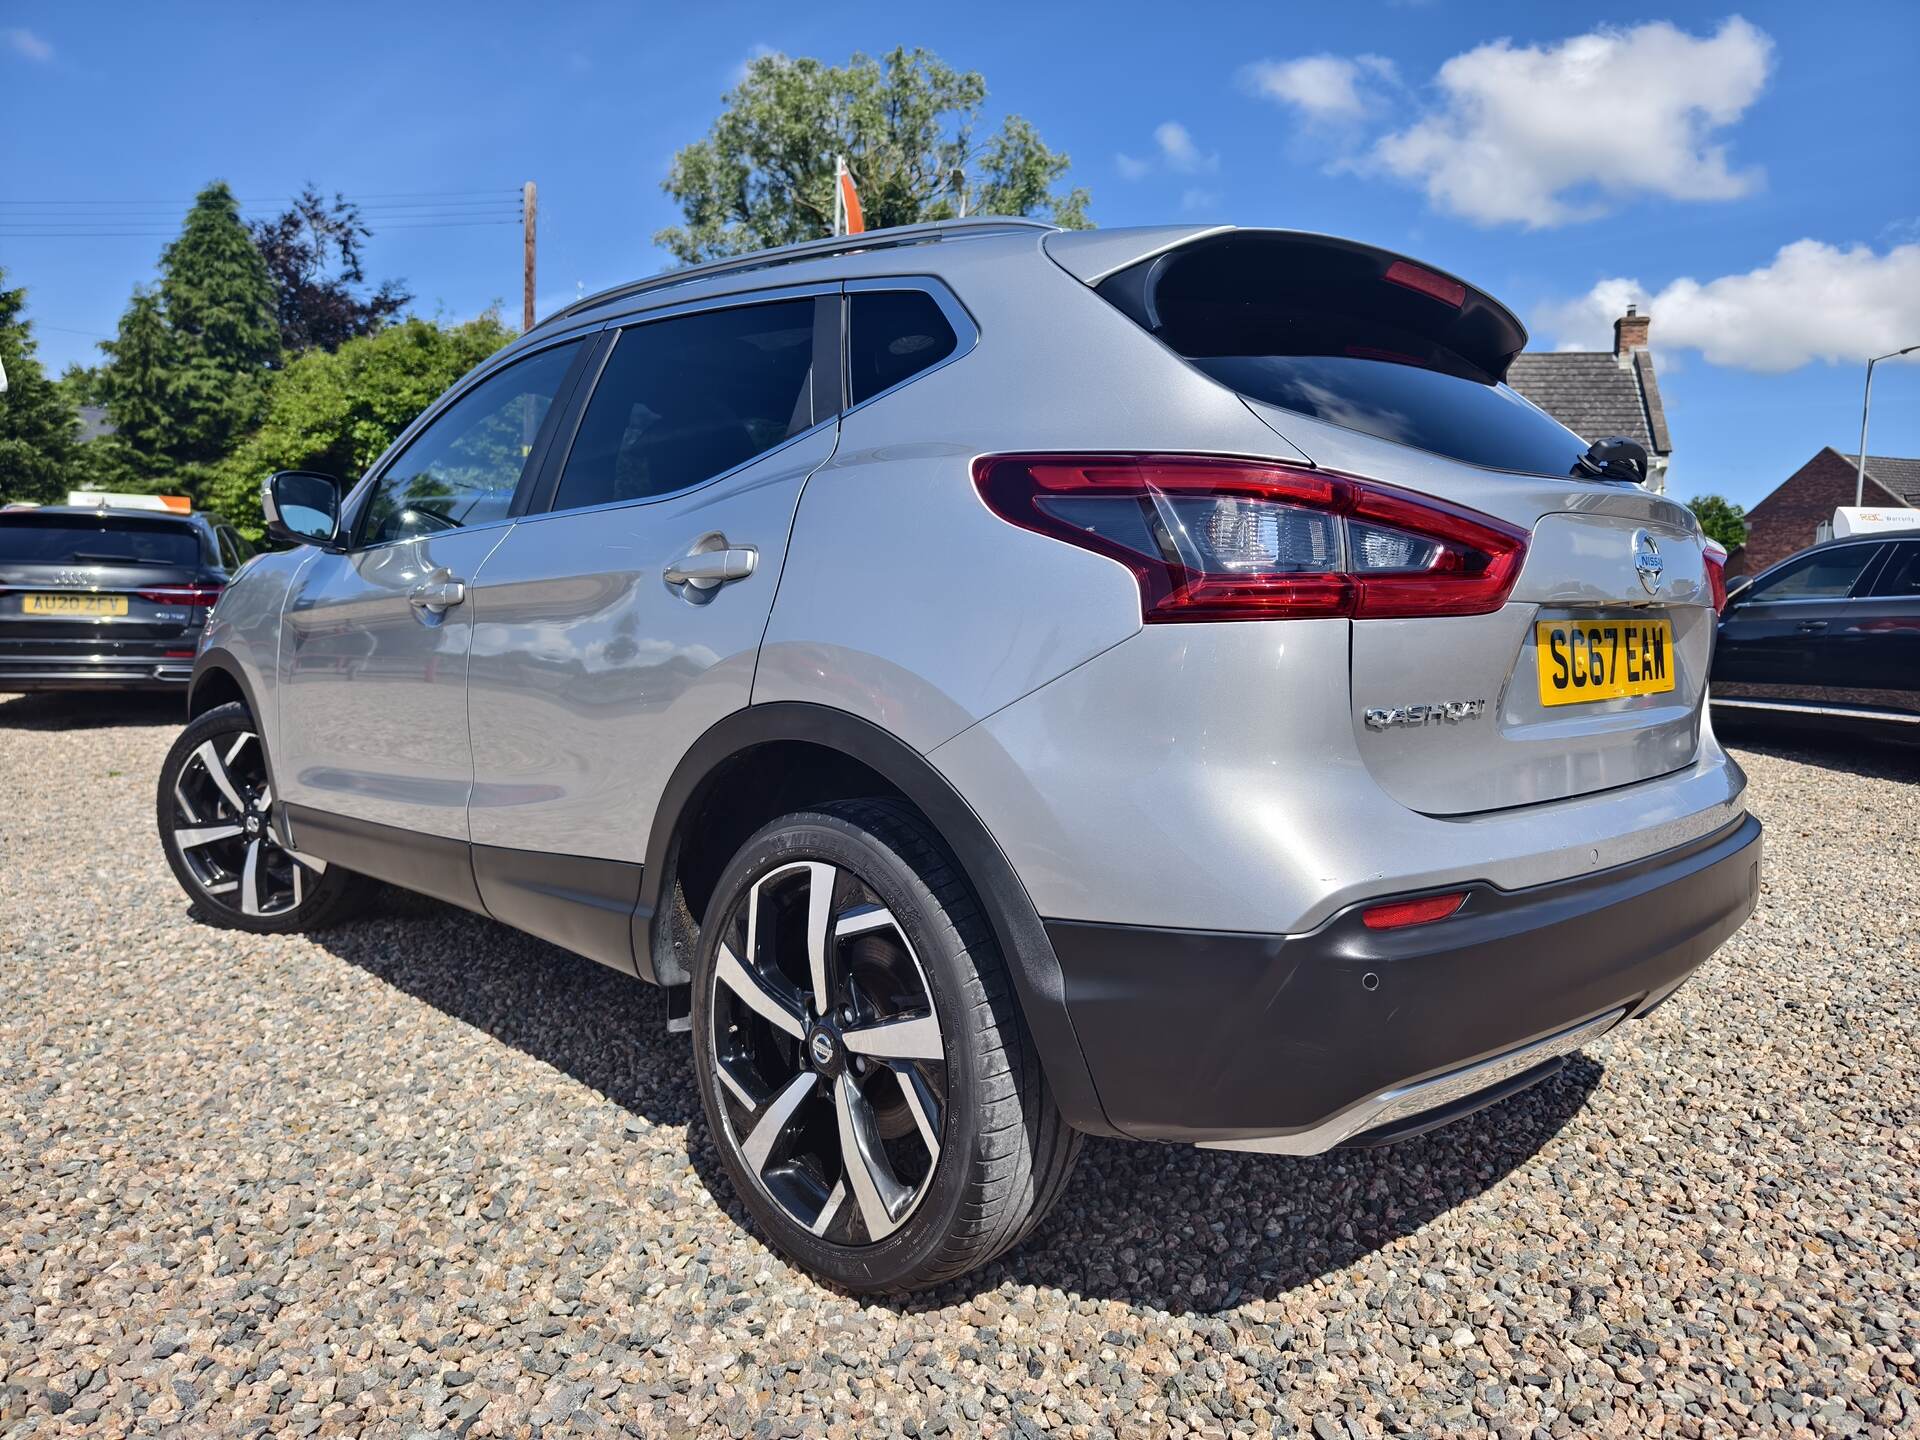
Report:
409,577,467,614
664,545,757,592
1797,619,1828,633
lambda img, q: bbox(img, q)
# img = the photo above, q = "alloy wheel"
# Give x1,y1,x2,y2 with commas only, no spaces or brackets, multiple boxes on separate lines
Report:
708,859,947,1245
167,730,325,918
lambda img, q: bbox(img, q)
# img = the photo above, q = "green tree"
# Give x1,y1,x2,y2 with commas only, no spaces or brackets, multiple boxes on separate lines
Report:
657,47,1091,263
205,312,514,539
157,182,281,476
0,268,82,504
1686,494,1749,550
89,289,180,491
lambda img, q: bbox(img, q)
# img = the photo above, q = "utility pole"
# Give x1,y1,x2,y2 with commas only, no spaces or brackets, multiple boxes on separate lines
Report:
522,181,538,333
1856,344,1920,505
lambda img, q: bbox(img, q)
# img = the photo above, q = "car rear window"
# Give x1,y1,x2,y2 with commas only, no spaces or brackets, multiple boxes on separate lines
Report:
0,515,204,566
1095,232,1592,479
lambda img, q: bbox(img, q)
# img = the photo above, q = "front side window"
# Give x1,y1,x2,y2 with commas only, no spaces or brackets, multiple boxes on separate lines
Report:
1746,545,1882,602
357,340,582,546
551,300,814,512
848,290,958,406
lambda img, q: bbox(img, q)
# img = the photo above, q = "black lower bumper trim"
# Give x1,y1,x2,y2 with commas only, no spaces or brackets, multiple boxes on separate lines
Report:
1045,812,1761,1145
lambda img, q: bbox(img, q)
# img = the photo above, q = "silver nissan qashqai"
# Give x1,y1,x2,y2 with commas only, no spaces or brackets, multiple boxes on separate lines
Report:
159,220,1761,1293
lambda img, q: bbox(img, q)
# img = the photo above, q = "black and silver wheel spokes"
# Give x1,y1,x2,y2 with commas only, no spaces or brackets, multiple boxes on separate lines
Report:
710,860,946,1245
169,730,325,917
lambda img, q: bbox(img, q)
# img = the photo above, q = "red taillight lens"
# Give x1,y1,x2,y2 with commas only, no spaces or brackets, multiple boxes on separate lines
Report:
1361,891,1467,930
972,455,1527,623
136,584,224,607
1702,541,1729,614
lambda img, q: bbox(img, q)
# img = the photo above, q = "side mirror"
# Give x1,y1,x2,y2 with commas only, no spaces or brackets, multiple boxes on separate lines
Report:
1574,435,1650,486
262,470,343,547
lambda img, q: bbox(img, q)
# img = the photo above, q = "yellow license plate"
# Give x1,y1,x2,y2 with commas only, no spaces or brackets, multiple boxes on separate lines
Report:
21,592,128,617
1536,618,1674,706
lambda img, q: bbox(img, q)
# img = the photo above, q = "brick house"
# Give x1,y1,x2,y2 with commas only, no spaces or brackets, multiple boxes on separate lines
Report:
1509,306,1673,493
1726,449,1920,580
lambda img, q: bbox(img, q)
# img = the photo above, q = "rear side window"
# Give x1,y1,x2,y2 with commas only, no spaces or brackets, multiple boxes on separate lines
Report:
849,290,957,407
1097,234,1590,479
552,300,814,511
1868,541,1920,597
1746,545,1882,602
0,516,203,566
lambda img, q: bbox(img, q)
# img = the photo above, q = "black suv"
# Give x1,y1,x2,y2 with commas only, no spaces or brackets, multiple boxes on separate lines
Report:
1712,529,1920,742
0,504,252,692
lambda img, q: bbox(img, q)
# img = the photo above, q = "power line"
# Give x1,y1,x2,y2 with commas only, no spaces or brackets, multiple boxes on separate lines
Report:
0,221,524,238
0,190,522,206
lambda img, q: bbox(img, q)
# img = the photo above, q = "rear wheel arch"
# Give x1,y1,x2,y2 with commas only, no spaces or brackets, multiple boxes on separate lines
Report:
639,702,1117,1137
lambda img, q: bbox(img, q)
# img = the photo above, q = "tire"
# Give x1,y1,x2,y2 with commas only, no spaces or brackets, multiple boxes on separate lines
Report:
690,798,1081,1293
156,701,367,933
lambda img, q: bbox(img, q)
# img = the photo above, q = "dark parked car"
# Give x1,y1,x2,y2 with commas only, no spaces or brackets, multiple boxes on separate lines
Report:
0,503,252,692
1711,529,1920,742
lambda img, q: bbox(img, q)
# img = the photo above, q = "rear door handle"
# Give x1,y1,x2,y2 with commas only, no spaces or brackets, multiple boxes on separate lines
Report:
1797,619,1828,633
664,546,757,591
409,577,467,614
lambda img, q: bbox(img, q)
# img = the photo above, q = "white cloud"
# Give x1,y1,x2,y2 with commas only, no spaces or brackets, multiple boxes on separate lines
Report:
1372,18,1772,227
1535,240,1920,373
1117,121,1217,180
1180,188,1222,214
6,27,53,62
1154,121,1218,174
731,42,777,84
1243,54,1394,122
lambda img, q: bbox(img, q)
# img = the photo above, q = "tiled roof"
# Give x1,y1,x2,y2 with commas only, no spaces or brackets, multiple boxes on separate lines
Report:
1841,453,1920,506
1507,351,1671,455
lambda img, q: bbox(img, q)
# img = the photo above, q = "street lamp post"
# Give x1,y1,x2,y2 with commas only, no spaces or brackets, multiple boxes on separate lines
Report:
1856,344,1920,506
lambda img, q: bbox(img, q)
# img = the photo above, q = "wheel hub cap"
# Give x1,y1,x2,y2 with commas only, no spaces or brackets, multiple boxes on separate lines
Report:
167,729,325,918
708,859,947,1246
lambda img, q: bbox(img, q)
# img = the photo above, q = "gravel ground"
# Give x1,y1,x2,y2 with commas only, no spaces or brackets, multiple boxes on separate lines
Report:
1,691,1916,1439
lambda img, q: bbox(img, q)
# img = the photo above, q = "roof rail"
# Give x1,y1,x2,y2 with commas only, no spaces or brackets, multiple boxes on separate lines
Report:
527,217,1056,336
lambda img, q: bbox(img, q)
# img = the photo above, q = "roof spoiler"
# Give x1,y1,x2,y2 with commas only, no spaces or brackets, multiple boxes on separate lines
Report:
1048,226,1530,381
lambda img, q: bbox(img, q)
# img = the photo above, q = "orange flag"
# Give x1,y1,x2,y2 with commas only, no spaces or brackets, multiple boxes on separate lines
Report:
835,156,865,236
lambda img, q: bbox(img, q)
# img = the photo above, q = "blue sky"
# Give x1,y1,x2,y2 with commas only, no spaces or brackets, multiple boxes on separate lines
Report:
4,0,1917,509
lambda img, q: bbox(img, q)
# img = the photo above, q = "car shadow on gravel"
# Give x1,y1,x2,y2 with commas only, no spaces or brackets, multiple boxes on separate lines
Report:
307,886,1602,1315
0,690,187,730
311,887,702,1131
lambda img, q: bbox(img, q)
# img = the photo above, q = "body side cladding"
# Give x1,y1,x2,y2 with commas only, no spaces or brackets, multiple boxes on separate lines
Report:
471,843,642,976
284,802,487,915
637,701,1118,1137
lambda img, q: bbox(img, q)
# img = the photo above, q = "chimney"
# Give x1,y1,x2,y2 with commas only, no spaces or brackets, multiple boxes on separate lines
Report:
1614,303,1651,359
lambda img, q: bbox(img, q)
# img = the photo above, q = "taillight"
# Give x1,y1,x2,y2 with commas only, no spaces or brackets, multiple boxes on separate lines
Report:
1702,541,1729,614
136,584,224,606
972,454,1527,623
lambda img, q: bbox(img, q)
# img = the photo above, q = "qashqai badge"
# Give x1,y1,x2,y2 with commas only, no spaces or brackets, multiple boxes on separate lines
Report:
1363,699,1487,731
1632,530,1664,596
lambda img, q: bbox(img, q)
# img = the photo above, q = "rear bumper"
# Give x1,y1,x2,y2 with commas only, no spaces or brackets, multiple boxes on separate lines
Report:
1045,812,1762,1148
0,654,194,690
